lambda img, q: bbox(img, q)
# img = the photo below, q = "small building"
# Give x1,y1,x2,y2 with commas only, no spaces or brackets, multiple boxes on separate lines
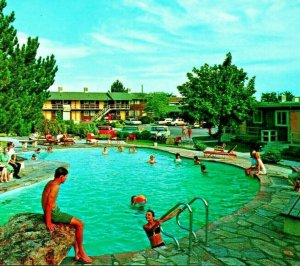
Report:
241,98,300,144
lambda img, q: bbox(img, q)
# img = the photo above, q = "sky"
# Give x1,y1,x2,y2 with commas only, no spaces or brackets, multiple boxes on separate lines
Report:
4,0,300,99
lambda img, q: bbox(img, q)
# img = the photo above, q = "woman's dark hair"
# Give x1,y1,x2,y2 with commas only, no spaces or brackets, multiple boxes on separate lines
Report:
147,209,155,217
54,167,69,178
7,141,13,147
175,153,180,158
131,196,136,203
194,156,199,160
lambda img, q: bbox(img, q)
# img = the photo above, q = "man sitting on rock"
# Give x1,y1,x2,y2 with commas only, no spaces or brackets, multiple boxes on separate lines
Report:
41,167,93,264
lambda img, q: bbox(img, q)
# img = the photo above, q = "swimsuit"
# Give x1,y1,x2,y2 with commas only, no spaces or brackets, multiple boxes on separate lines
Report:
145,224,165,249
51,206,73,223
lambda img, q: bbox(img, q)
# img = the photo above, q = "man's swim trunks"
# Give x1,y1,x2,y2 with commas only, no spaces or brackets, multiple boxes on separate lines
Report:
51,206,73,223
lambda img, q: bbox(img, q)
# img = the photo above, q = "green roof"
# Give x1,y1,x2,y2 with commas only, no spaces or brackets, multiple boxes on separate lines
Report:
107,92,146,101
49,92,109,101
49,91,147,101
254,102,300,108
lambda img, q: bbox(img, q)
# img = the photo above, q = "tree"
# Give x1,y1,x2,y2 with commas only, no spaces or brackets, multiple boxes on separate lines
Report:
110,80,128,92
144,92,170,118
279,91,295,101
261,91,295,102
261,92,279,102
177,52,256,142
0,0,57,135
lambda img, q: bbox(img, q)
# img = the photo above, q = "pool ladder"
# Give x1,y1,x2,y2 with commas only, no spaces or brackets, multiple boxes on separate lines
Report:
160,197,208,255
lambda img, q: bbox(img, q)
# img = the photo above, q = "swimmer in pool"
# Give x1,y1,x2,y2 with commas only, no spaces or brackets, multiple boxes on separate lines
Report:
175,153,181,163
201,165,207,173
102,147,108,155
193,156,201,165
143,209,182,249
148,155,156,164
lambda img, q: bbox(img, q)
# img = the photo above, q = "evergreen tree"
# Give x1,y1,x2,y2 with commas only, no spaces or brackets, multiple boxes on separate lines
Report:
110,80,128,92
0,0,57,135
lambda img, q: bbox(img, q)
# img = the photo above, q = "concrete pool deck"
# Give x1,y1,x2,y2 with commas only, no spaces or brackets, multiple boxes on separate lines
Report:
1,144,299,265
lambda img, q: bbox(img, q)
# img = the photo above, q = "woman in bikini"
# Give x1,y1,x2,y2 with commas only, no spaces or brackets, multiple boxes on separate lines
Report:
143,209,182,248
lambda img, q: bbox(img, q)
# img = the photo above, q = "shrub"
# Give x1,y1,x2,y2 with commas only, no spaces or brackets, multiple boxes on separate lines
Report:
116,131,129,139
193,139,207,151
95,134,111,139
261,149,282,163
140,130,151,140
140,116,152,124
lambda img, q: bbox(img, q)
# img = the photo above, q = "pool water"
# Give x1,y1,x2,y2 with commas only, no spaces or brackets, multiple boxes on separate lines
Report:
0,147,259,256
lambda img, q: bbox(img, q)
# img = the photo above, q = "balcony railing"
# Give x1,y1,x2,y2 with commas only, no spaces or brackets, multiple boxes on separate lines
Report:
50,104,63,109
104,104,130,109
80,104,99,109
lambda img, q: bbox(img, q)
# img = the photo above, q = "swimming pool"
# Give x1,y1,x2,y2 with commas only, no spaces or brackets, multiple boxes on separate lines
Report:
0,147,259,256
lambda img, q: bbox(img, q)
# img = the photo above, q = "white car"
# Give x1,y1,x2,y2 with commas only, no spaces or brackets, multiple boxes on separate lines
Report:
193,122,201,128
121,126,141,134
158,118,173,125
171,118,186,126
124,118,142,125
150,126,170,138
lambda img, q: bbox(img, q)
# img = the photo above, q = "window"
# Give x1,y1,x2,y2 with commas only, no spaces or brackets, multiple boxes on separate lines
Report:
261,130,278,142
90,111,95,116
253,110,262,124
83,111,89,116
275,111,288,126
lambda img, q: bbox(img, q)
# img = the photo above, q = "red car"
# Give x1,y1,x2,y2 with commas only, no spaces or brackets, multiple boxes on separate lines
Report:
98,125,116,138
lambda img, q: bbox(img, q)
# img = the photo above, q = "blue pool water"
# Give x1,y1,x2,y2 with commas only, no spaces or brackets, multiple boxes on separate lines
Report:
0,147,259,256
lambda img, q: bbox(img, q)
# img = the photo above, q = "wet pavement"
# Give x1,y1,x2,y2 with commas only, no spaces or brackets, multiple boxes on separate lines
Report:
1,144,299,265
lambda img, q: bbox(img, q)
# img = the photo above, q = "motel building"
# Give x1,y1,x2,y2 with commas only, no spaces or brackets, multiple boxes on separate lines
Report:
42,87,147,122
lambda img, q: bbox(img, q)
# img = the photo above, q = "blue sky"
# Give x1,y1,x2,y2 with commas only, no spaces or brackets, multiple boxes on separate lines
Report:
5,0,300,99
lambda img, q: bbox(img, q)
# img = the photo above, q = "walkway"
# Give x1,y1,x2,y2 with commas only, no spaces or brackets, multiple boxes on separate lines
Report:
1,143,299,265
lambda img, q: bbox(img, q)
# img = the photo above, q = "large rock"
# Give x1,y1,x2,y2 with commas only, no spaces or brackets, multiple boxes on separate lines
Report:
0,213,75,265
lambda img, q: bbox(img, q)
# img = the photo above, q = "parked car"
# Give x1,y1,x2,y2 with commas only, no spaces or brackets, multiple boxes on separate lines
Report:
170,118,187,126
98,125,116,138
158,118,173,125
124,118,142,125
150,126,171,138
121,126,141,134
193,122,201,128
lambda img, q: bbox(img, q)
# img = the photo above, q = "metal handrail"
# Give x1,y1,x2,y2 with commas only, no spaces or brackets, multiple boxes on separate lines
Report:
186,197,209,245
160,202,192,251
159,197,209,258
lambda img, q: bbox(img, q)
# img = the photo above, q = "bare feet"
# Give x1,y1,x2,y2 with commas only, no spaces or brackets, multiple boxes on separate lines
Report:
75,254,93,264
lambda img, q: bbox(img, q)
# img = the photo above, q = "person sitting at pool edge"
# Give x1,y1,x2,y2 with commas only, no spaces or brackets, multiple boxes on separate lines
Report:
143,209,183,249
41,167,93,264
